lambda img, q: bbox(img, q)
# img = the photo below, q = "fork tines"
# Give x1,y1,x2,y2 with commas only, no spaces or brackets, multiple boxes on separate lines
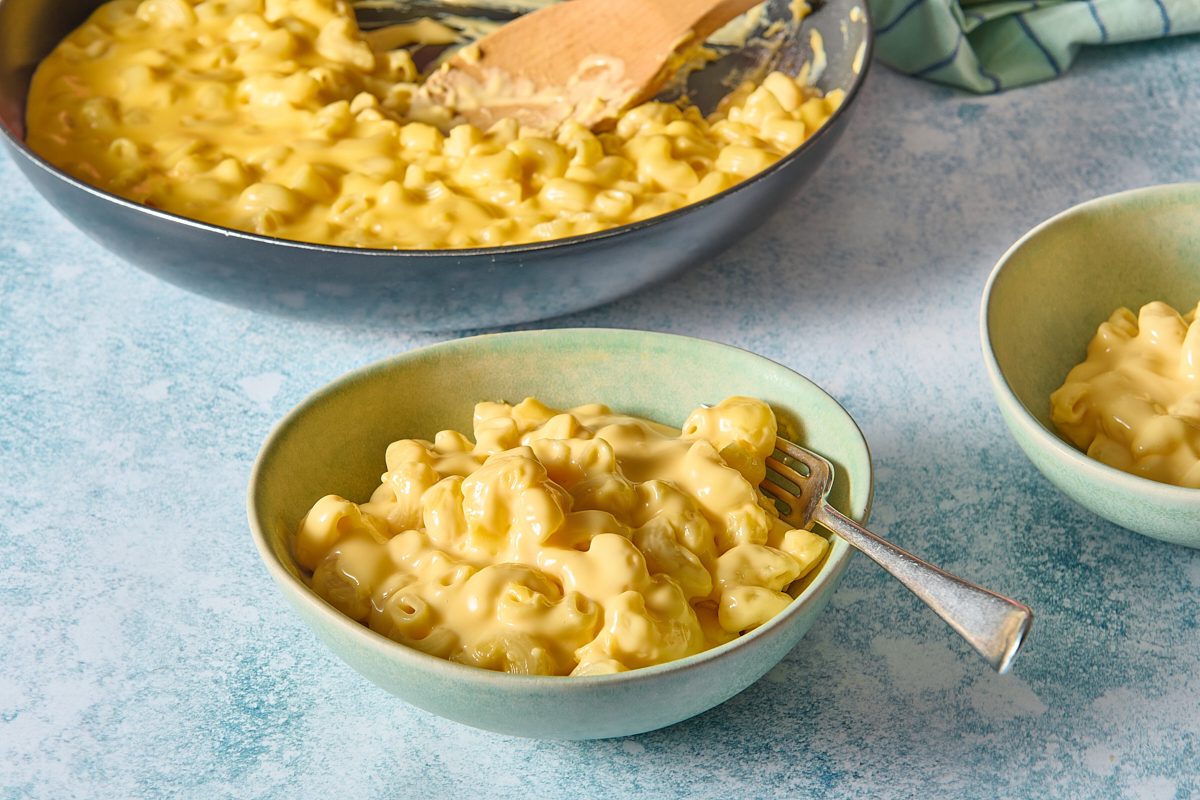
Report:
760,436,836,529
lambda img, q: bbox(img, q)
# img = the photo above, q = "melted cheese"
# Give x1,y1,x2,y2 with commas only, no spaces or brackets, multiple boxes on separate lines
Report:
294,396,829,676
25,0,843,249
1051,301,1200,488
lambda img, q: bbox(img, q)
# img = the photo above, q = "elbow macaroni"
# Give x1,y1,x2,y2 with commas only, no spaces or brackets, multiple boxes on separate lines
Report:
26,0,843,250
294,396,829,675
1050,300,1200,488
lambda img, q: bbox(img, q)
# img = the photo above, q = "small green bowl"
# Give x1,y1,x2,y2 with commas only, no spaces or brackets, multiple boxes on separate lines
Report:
247,329,872,739
981,184,1200,548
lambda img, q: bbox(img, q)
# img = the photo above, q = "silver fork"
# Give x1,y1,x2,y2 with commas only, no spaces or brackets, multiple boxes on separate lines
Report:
763,436,1033,673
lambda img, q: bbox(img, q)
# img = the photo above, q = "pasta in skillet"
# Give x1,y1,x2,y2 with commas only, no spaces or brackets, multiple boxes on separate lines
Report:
26,0,844,249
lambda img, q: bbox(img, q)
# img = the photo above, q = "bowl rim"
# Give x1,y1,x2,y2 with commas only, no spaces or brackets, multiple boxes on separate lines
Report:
2,2,874,259
979,181,1200,501
245,328,874,689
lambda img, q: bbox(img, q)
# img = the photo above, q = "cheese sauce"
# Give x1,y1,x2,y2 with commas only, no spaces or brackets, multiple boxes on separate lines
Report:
26,0,843,249
1051,300,1200,488
293,396,829,675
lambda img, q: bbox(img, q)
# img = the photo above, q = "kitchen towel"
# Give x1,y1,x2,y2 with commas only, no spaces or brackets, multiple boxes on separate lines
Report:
868,0,1200,92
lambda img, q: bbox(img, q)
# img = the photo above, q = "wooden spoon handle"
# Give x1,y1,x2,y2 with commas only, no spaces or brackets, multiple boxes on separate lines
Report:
421,0,771,131
674,0,775,45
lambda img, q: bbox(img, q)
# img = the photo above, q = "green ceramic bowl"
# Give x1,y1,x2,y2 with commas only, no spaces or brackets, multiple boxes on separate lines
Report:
247,329,872,739
981,184,1200,548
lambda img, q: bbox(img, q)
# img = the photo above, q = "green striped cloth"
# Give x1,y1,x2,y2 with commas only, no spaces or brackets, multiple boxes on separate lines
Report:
867,0,1200,92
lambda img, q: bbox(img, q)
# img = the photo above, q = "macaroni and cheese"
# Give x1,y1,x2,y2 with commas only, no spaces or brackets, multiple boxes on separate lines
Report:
1050,300,1200,488
26,0,843,249
294,396,829,675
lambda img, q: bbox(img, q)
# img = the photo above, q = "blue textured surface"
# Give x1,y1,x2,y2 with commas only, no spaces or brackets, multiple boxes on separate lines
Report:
2,40,1199,799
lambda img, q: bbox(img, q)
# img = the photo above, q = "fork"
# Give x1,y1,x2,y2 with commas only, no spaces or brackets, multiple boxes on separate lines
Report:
762,436,1033,673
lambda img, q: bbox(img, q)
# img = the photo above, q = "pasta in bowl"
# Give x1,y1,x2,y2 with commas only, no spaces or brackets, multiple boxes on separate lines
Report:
247,329,872,737
981,183,1200,548
294,396,831,676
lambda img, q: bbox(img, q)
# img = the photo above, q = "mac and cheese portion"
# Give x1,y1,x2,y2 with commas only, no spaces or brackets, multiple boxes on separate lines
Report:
1050,300,1200,488
26,0,843,249
294,396,829,675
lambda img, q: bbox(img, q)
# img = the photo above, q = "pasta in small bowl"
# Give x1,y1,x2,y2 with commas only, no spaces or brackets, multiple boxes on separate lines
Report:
981,184,1200,548
247,329,872,738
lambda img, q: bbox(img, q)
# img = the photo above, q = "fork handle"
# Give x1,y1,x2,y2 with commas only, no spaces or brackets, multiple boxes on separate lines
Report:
814,504,1033,673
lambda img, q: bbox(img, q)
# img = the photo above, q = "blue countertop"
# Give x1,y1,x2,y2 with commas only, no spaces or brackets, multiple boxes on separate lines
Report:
2,37,1198,799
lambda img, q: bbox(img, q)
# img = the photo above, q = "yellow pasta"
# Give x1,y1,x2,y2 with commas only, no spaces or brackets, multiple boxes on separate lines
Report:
26,0,843,250
293,396,830,676
1050,300,1200,488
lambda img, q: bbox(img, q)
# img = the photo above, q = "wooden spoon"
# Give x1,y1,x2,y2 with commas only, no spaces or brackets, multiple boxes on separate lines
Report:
418,0,767,132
